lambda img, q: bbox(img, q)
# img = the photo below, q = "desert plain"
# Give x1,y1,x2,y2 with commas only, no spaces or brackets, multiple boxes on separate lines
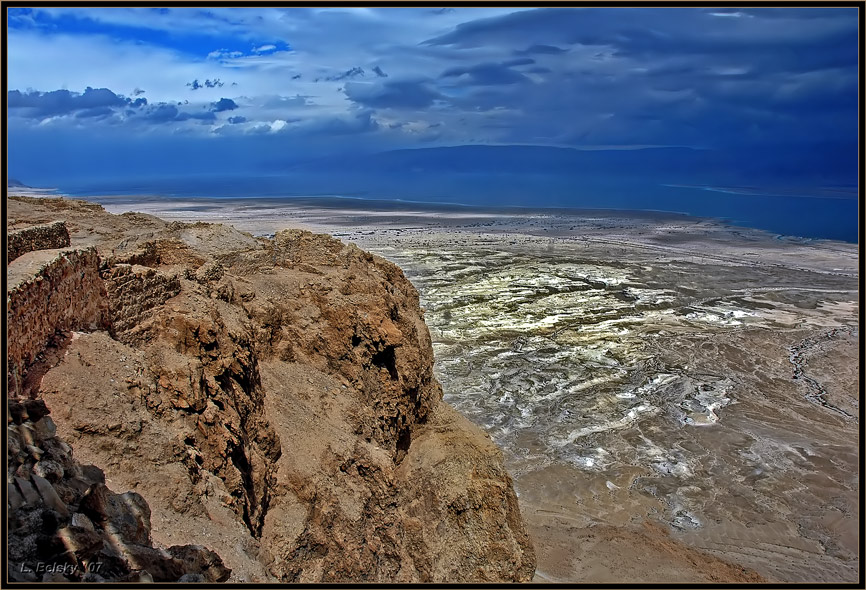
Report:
12,193,860,583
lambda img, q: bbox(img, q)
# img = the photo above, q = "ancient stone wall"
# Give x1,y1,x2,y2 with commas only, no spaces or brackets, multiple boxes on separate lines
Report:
6,248,108,396
101,264,181,337
7,221,70,265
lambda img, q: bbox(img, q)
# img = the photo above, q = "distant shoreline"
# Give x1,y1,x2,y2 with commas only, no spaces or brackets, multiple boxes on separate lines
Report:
6,188,857,244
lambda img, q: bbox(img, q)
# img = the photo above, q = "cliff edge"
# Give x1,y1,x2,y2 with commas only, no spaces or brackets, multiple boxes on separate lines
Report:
5,196,536,583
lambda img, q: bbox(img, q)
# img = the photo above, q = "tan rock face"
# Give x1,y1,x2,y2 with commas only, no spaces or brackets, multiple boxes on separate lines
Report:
7,196,536,583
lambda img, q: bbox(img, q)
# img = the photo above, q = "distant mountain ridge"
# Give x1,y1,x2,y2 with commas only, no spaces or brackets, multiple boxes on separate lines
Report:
289,144,708,177
285,142,857,186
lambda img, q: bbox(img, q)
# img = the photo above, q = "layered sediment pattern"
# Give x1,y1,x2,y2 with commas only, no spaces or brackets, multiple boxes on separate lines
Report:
354,229,859,583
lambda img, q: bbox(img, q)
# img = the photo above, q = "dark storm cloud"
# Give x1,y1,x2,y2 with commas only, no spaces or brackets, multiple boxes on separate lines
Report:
141,103,217,124
141,103,182,123
500,58,535,68
7,87,144,119
441,62,530,86
75,106,115,119
6,6,857,179
423,7,582,48
343,79,442,109
421,6,857,77
514,44,568,56
420,6,856,149
211,98,238,112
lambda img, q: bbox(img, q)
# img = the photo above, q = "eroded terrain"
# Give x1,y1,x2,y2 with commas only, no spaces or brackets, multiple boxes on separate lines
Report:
93,196,860,583
352,227,858,583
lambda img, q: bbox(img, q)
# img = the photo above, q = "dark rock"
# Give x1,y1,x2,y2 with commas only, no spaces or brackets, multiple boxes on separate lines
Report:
8,533,38,561
56,525,104,556
33,459,64,483
42,572,71,582
8,482,25,510
33,416,57,439
168,544,231,582
15,476,41,506
32,475,68,517
80,484,151,545
122,545,184,582
8,562,38,582
8,425,22,456
82,571,106,583
24,444,44,461
118,569,155,583
79,483,112,523
81,464,106,484
65,476,94,496
107,492,151,546
71,512,96,531
7,399,50,424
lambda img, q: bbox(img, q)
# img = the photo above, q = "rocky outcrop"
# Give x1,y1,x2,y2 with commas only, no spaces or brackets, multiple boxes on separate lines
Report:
7,398,231,583
6,220,70,265
5,196,536,583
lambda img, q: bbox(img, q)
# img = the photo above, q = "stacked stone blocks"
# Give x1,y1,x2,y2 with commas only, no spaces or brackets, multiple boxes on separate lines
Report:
7,221,70,266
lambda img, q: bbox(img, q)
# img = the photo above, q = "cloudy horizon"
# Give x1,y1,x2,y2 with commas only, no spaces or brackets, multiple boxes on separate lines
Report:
6,5,859,206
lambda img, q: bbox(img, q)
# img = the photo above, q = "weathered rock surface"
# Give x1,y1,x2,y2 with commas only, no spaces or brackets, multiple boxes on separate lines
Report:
7,399,231,583
6,196,536,582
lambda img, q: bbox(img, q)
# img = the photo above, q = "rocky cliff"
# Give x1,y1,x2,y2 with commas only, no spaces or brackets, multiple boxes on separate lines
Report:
5,196,536,583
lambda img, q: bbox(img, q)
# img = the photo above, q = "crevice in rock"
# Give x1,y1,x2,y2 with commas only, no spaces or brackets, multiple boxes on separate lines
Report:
212,367,275,540
371,345,398,381
228,442,259,536
395,427,411,465
408,386,423,421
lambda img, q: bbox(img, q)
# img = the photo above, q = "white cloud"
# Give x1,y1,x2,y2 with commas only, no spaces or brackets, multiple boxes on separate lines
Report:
709,11,749,18
8,30,215,104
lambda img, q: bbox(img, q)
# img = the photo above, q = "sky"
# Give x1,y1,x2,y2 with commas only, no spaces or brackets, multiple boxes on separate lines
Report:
5,5,860,193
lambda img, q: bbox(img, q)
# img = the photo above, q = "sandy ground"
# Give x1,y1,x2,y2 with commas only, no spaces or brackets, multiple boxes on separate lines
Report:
10,193,859,584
